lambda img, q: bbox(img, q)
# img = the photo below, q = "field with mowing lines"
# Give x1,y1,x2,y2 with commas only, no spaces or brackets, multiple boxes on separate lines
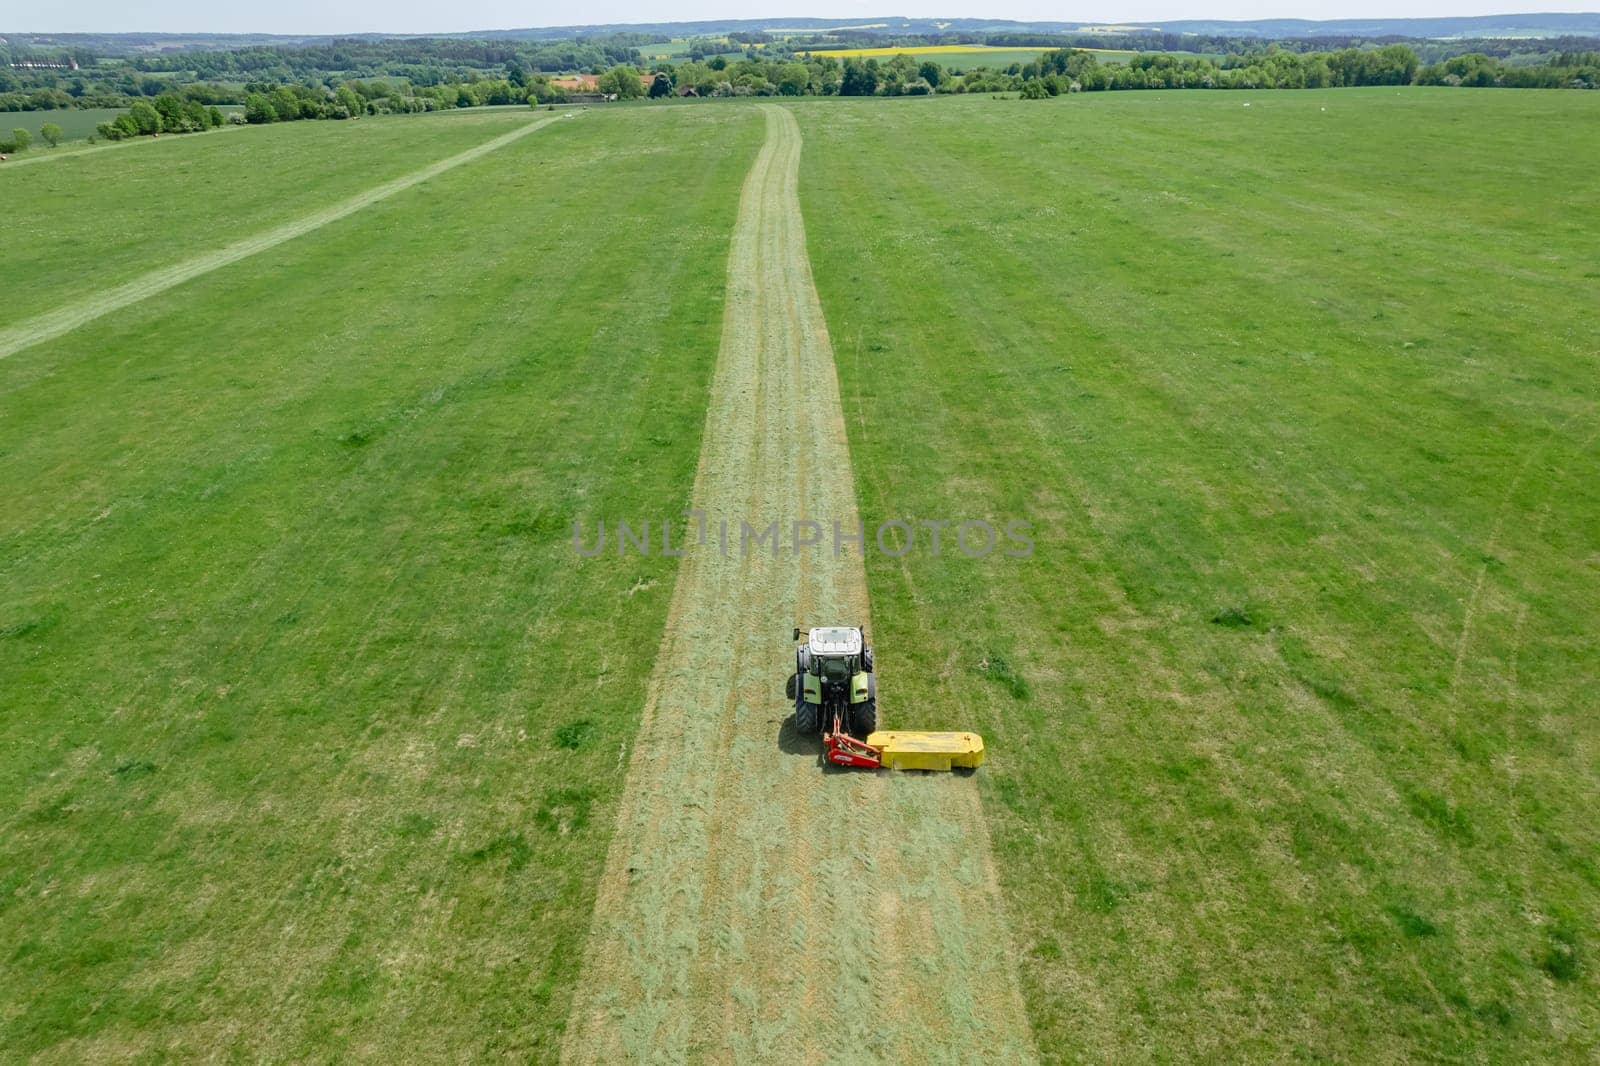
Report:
2,109,539,329
0,105,760,1058
563,106,1031,1062
0,117,564,360
3,85,1599,1063
799,88,1600,1060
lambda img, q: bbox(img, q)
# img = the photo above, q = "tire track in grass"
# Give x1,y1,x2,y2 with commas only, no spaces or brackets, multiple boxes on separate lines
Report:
562,104,1035,1064
0,115,561,362
0,126,242,170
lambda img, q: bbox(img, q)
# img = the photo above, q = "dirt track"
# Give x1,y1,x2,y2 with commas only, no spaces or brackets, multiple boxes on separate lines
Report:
561,105,1035,1063
0,116,558,362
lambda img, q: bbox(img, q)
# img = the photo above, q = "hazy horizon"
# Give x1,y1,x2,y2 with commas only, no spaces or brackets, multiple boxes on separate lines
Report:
6,2,1599,38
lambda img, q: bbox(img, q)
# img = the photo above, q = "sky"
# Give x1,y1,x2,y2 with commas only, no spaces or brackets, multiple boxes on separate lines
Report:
7,1,1598,36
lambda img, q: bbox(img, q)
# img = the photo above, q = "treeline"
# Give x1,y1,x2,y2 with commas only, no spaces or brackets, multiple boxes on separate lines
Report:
237,76,547,123
653,43,1598,96
1011,45,1598,92
0,35,647,112
777,29,1217,52
5,36,1597,121
770,28,1600,62
852,45,1593,95
95,94,225,139
1339,35,1600,62
1416,50,1600,88
124,36,644,80
1012,45,1422,91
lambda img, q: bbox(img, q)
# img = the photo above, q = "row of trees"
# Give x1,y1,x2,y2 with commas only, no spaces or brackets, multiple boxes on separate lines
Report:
0,126,33,152
0,37,646,98
613,44,1593,98
1004,45,1420,93
0,35,653,113
243,83,360,123
0,121,70,153
94,94,226,139
240,74,592,122
827,44,1596,96
5,38,1596,128
123,36,646,80
1417,50,1599,88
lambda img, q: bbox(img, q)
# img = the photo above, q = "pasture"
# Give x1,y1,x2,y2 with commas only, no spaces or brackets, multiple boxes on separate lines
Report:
2,108,128,146
0,104,759,1058
645,36,743,60
2,110,535,328
2,88,1597,1061
799,88,1600,1060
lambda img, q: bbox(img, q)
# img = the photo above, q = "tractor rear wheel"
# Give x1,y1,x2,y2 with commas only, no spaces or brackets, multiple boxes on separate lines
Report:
850,698,877,738
795,700,820,734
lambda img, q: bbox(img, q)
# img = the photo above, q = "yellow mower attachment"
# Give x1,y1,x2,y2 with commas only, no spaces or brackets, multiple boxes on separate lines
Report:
865,730,985,771
795,624,986,773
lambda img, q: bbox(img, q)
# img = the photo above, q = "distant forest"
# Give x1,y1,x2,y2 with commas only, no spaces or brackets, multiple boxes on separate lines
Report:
10,11,1600,48
2,27,1596,128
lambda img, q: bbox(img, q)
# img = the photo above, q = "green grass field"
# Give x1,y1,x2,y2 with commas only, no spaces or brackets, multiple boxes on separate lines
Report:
645,35,742,60
798,88,1600,1059
2,110,538,329
0,105,760,1058
3,106,248,151
3,108,130,146
3,88,1598,1060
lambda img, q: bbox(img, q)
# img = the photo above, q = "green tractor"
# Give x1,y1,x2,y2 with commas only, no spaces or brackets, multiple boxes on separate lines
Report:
786,625,877,738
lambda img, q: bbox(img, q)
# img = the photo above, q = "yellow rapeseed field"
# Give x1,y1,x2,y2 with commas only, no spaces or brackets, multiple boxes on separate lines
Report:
805,44,1136,59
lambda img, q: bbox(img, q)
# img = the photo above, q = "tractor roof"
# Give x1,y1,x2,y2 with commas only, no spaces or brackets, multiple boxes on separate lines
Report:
808,626,861,656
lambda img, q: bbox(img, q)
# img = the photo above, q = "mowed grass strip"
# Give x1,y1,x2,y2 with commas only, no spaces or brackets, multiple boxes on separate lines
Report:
0,105,761,1058
0,109,538,329
0,115,559,361
798,89,1599,1060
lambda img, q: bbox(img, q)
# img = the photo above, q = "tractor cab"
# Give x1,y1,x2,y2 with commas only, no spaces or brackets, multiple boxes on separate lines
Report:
787,625,875,737
807,626,862,657
808,626,864,687
783,622,986,770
